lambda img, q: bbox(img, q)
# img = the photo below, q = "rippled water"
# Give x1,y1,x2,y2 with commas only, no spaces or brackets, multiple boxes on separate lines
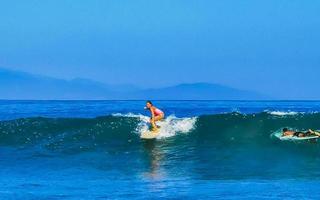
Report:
1,100,320,199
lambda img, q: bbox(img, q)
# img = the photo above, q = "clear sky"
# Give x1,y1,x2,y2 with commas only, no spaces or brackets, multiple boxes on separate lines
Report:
0,0,319,98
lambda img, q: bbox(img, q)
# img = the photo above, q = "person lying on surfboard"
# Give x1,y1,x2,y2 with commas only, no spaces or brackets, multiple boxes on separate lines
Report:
282,128,320,137
144,101,165,131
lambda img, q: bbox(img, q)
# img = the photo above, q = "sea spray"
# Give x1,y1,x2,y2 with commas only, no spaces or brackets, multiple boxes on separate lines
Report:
113,113,197,138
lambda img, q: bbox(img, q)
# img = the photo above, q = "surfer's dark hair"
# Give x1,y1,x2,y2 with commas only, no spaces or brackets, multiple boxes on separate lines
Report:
146,100,153,105
283,128,288,132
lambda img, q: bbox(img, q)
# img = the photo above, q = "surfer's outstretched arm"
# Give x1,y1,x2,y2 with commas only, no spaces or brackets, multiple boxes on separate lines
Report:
309,129,320,136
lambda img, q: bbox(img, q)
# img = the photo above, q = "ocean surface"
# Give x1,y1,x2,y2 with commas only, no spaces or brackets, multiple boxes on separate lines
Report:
1,100,320,199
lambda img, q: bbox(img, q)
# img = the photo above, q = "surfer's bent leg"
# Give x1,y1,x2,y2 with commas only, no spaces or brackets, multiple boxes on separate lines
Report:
151,114,164,130
150,117,157,130
154,115,164,121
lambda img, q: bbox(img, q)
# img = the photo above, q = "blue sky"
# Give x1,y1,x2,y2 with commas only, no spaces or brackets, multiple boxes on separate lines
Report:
0,0,319,98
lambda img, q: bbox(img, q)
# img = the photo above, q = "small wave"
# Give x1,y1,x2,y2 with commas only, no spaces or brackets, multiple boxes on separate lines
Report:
2,112,320,154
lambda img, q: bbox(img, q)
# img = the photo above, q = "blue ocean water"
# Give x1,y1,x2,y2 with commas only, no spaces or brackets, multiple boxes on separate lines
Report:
1,100,320,199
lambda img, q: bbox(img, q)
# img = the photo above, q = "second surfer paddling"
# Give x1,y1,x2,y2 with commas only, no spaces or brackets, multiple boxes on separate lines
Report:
145,101,165,131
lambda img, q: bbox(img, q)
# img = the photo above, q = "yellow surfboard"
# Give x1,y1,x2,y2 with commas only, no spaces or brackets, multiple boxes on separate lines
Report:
140,129,160,139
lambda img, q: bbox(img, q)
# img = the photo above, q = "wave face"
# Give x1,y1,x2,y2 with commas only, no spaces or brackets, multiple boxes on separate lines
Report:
0,114,196,151
1,112,320,149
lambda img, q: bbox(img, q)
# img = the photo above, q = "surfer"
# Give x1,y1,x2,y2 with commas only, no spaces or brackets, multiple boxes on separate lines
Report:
145,101,165,131
282,128,320,137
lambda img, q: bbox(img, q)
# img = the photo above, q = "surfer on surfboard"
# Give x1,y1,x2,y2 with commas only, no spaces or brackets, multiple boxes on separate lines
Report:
145,101,165,131
282,128,320,137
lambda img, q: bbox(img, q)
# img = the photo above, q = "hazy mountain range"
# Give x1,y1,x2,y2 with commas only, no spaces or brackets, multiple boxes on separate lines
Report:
0,68,267,100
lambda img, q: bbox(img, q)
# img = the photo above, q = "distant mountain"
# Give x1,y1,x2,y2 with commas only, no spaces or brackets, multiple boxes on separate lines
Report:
0,68,118,99
134,83,267,100
0,68,267,100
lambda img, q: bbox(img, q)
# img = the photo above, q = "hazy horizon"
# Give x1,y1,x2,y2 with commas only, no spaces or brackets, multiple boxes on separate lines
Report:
0,66,232,89
0,67,269,100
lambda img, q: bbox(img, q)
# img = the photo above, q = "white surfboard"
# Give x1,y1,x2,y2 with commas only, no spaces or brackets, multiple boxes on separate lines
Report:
279,135,319,141
140,129,160,139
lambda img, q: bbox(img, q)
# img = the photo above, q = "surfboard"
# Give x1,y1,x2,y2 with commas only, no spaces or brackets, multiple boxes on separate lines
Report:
274,130,320,141
279,135,319,141
140,129,160,139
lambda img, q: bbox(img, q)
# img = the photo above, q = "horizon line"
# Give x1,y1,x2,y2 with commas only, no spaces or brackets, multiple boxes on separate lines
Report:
1,99,320,102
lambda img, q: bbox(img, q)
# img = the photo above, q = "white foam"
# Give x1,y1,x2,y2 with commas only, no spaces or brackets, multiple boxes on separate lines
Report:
112,113,197,139
155,116,197,138
268,111,299,116
112,113,146,118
